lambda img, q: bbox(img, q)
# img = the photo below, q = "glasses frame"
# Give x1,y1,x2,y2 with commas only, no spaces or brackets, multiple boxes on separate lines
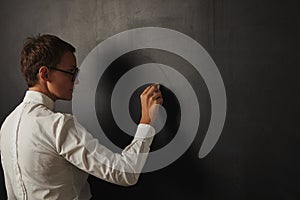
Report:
48,67,79,82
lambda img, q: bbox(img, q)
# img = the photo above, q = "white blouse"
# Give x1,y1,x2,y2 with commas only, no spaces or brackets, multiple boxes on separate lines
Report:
0,91,155,200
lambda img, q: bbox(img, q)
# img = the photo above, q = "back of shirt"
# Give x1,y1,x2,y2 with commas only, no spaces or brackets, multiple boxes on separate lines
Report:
1,103,24,200
0,101,90,200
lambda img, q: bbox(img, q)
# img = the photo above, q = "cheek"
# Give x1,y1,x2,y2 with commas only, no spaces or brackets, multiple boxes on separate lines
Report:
50,77,70,91
55,75,71,85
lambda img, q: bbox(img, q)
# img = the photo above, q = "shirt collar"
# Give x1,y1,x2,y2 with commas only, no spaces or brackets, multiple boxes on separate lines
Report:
23,90,55,110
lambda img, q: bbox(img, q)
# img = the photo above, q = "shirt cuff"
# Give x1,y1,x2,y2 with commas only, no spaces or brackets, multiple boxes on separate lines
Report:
134,124,155,139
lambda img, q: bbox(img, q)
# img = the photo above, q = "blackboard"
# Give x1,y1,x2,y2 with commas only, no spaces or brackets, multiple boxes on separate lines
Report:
0,0,299,199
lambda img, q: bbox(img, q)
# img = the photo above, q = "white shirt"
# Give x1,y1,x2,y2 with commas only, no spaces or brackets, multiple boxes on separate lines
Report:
0,91,155,200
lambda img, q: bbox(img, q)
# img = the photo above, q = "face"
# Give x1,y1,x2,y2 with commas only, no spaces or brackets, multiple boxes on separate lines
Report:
47,51,77,101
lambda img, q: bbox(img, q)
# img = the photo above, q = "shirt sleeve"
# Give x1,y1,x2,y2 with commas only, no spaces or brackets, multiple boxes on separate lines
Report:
55,115,155,186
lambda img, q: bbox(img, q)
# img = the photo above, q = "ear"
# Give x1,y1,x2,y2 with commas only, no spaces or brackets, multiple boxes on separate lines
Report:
38,66,50,82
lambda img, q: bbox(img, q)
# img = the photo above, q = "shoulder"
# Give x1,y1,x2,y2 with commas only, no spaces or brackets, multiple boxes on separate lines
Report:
45,110,75,132
24,103,76,136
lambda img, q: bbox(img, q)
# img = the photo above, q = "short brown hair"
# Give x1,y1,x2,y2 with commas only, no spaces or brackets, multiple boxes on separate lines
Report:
20,34,76,87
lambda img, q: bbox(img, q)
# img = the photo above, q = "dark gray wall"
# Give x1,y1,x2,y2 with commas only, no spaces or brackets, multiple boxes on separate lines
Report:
1,0,299,199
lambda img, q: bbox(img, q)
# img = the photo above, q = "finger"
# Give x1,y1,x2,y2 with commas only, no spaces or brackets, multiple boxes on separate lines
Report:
155,97,163,105
153,83,160,92
152,83,159,89
151,91,162,99
150,96,163,105
147,84,159,96
141,85,152,95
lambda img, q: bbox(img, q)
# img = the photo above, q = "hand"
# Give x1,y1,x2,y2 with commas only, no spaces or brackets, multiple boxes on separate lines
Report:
139,83,163,124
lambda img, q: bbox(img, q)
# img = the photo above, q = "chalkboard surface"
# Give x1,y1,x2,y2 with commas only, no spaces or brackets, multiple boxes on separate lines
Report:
0,0,299,199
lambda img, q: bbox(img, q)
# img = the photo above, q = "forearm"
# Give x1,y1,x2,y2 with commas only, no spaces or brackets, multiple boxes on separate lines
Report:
58,120,155,186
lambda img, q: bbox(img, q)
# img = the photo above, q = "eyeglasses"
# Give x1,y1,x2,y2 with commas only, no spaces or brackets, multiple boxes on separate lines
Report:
48,67,79,82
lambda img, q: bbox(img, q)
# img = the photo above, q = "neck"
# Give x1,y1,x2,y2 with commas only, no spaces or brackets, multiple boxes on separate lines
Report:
29,85,56,101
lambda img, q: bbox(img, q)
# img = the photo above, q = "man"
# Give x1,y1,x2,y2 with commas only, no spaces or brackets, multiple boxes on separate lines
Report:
0,34,163,199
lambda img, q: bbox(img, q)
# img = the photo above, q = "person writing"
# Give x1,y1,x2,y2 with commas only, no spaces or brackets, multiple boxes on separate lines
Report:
0,34,163,199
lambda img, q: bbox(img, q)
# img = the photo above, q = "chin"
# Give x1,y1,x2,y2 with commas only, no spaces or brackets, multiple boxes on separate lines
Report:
65,96,73,101
60,95,72,101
